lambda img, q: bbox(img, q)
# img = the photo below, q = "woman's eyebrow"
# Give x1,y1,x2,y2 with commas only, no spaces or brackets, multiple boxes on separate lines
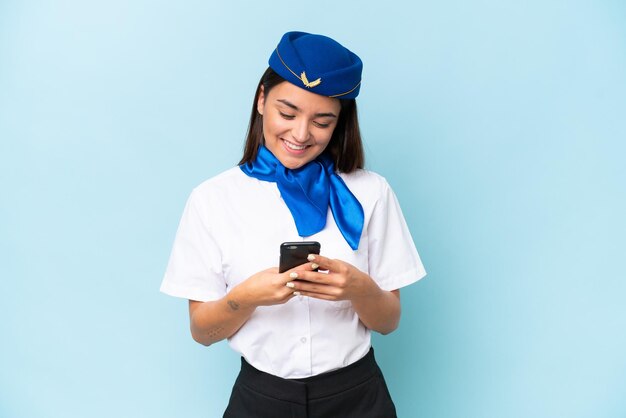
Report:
276,99,337,118
276,99,299,110
315,111,337,118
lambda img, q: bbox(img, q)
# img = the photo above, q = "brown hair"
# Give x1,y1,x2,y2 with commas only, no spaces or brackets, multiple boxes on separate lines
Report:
238,68,364,173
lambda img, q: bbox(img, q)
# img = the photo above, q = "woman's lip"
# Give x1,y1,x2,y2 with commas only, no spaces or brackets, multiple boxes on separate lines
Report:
281,139,309,155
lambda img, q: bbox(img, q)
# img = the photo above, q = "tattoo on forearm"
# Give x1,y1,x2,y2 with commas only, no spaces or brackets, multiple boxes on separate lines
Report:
227,300,240,311
207,326,224,338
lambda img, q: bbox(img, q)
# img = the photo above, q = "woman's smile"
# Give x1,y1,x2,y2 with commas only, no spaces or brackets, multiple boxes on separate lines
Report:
282,138,310,153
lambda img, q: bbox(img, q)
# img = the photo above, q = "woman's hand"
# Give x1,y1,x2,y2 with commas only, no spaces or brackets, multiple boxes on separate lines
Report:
288,254,402,334
285,254,378,302
189,263,318,346
234,264,318,308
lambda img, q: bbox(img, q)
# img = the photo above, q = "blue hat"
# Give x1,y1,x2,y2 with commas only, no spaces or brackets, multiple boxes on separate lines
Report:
268,31,363,99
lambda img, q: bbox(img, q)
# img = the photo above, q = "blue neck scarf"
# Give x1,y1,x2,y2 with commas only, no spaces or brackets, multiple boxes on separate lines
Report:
240,146,364,250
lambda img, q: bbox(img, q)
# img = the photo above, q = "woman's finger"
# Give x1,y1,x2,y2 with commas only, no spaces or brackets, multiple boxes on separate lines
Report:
293,280,344,297
306,254,338,271
284,260,319,276
288,270,334,284
282,262,322,288
296,290,343,301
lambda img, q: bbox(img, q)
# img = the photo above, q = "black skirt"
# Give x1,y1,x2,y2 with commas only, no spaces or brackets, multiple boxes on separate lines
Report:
223,348,397,418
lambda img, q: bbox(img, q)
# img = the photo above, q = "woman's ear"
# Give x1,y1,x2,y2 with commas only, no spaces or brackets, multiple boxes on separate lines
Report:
257,85,265,115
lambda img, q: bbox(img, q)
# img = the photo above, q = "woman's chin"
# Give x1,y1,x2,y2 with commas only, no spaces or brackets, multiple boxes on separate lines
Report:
279,158,307,170
268,142,325,169
276,152,317,170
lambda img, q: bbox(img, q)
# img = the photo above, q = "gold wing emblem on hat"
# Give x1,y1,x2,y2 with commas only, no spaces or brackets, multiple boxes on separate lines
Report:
301,71,321,88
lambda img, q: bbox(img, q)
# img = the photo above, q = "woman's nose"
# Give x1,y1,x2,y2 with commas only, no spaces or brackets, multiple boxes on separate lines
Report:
291,119,310,143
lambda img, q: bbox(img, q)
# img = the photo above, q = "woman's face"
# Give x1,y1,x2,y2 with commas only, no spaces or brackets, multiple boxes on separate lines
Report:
257,81,341,170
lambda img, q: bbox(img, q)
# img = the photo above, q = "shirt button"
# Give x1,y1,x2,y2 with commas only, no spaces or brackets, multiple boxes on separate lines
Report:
300,337,307,343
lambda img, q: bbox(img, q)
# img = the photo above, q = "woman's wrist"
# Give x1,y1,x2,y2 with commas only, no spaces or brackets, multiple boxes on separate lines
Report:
350,270,383,301
227,282,258,311
352,273,385,303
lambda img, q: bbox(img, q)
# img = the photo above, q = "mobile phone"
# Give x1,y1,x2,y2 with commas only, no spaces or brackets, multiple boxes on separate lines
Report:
279,241,321,273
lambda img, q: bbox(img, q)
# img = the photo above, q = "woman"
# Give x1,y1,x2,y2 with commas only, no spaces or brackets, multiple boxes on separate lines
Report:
161,31,426,417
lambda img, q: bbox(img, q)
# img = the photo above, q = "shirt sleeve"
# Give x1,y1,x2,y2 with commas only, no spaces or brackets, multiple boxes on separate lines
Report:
367,180,426,291
160,189,227,302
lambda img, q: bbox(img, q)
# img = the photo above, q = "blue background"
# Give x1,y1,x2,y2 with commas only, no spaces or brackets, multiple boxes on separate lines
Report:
1,1,625,417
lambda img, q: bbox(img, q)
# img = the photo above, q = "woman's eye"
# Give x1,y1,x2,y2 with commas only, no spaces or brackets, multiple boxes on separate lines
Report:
314,121,331,128
279,112,295,120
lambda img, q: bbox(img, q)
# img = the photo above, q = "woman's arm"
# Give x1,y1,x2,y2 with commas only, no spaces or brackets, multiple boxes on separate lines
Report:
351,288,400,335
288,255,402,335
188,266,315,346
188,285,257,346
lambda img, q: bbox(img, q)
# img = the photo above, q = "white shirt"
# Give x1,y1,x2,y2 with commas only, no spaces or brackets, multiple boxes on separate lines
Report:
161,167,426,378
